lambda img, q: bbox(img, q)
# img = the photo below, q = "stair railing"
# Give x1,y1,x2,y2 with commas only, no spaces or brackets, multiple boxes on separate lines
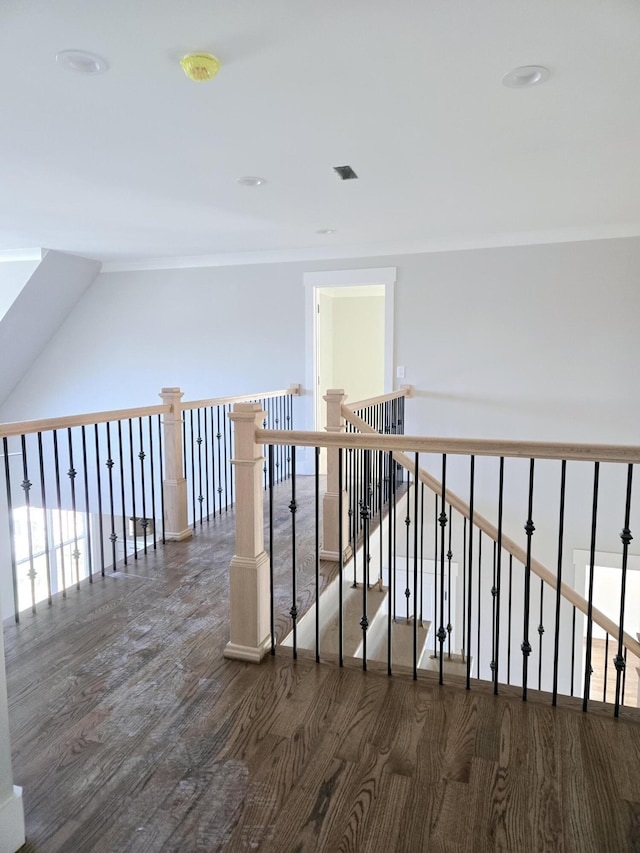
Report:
228,392,640,718
0,384,300,621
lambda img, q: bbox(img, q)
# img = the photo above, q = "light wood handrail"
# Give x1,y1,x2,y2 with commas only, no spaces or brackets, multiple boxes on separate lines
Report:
341,407,640,662
183,385,301,412
345,388,410,411
0,404,170,439
256,424,640,466
0,385,301,439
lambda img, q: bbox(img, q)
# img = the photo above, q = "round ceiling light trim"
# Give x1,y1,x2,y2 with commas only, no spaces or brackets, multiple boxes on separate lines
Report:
181,53,221,82
236,176,267,187
56,49,109,75
502,65,549,89
316,228,336,235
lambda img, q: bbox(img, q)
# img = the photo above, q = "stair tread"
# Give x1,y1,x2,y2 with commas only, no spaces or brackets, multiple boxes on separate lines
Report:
318,582,388,657
368,618,431,668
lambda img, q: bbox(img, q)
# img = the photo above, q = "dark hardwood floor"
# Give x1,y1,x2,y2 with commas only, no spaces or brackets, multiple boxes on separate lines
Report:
4,478,640,852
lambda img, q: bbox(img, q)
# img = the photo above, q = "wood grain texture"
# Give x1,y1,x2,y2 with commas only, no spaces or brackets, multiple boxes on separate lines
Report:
4,477,640,852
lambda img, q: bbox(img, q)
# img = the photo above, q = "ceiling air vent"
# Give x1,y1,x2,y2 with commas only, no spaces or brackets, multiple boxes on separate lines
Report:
333,165,358,180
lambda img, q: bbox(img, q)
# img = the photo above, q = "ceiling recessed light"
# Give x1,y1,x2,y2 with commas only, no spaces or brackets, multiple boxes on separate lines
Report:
502,65,549,88
236,176,267,187
316,228,336,235
56,49,109,75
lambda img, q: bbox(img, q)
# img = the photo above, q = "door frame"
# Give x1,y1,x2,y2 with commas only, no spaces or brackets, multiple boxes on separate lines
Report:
304,267,396,433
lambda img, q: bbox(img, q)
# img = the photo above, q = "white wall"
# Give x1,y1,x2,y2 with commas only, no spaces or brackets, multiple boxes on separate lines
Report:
6,237,638,442
0,250,101,411
0,261,308,421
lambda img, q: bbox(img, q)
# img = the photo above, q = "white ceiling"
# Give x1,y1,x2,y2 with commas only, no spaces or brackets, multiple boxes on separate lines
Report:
2,0,640,267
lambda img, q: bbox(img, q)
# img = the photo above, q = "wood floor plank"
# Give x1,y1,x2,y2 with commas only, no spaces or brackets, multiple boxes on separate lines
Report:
3,477,640,852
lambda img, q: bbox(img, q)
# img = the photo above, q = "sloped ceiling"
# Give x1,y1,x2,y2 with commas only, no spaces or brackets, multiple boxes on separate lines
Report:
0,251,101,408
1,1,640,266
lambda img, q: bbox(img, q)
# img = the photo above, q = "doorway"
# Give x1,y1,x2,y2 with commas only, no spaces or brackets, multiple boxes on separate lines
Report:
304,267,396,433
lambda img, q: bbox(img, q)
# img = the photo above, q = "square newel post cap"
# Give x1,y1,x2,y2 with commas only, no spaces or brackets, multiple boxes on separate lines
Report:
159,387,184,405
228,401,266,421
323,388,347,402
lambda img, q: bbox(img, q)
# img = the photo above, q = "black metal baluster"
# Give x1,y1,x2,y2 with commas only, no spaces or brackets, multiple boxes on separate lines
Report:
127,419,137,559
80,426,93,581
621,648,628,706
262,404,268,492
538,579,545,691
603,633,610,704
148,417,158,549
420,482,425,628
466,457,475,688
67,428,80,588
20,435,36,612
289,446,297,659
269,444,275,655
189,410,196,529
203,407,210,519
494,458,504,694
491,542,497,686
117,421,128,565
37,432,53,602
182,412,188,518
391,446,397,624
223,404,230,510
286,395,292,480
462,516,466,665
315,446,320,663
387,450,393,676
215,406,222,514
583,462,600,712
94,424,105,575
338,447,344,668
378,449,384,588
413,452,419,679
137,419,148,554
507,554,513,685
274,400,280,486
552,460,567,705
196,409,203,526
522,459,535,701
157,414,165,544
228,403,235,506
434,494,438,656
477,529,482,680
105,423,117,569
438,456,447,685
570,606,576,697
405,468,411,621
614,463,633,718
53,430,68,592
447,502,453,659
3,437,19,622
361,449,371,671
351,444,358,589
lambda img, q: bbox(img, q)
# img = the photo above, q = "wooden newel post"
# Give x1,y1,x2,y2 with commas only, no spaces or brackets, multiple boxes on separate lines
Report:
224,402,271,663
159,387,192,542
321,389,351,562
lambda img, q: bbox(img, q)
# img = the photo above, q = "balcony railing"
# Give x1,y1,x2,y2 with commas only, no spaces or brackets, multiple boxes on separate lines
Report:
0,384,300,621
226,389,640,719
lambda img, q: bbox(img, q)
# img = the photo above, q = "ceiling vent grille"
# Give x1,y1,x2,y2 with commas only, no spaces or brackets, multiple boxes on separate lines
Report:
333,165,358,180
